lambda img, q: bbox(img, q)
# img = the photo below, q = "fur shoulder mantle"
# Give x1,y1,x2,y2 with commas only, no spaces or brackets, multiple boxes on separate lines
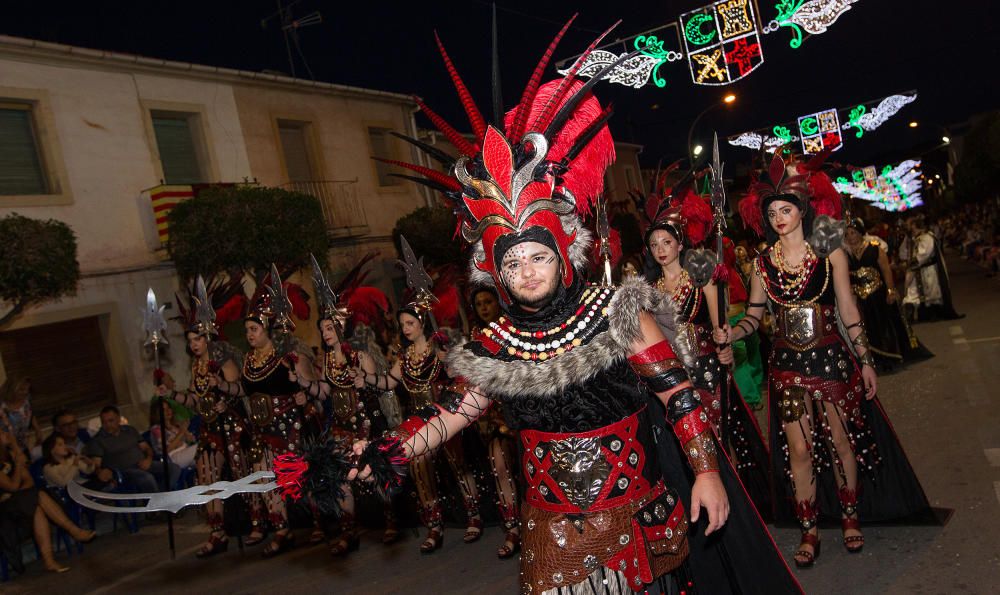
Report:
446,276,674,398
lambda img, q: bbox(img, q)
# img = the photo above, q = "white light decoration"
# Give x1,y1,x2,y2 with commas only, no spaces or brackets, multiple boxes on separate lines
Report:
558,49,683,89
834,159,924,212
789,0,858,34
842,93,918,137
728,131,796,152
764,0,860,48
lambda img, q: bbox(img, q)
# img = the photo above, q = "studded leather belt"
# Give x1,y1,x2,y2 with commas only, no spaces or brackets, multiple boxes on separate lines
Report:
520,408,659,515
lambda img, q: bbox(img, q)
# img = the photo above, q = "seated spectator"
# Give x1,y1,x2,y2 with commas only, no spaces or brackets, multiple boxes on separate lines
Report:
0,377,43,457
51,409,92,455
0,429,95,575
148,397,197,470
84,405,180,494
42,433,112,491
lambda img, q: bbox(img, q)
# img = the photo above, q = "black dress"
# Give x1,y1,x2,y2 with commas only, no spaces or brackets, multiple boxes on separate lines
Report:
755,252,936,525
847,240,933,370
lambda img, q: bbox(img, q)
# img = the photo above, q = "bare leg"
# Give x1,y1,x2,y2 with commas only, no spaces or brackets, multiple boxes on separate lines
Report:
490,436,520,557
782,394,818,565
411,453,443,552
258,449,292,557
442,439,482,542
821,401,863,547
37,490,93,542
34,506,66,572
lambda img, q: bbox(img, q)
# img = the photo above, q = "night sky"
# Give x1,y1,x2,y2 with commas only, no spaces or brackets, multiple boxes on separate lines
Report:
5,0,998,175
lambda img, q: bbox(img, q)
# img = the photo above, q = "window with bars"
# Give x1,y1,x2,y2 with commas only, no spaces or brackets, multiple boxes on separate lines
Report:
0,102,49,195
150,111,206,184
367,126,401,187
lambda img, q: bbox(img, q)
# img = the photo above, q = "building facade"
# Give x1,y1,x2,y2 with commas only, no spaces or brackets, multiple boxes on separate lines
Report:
0,35,426,429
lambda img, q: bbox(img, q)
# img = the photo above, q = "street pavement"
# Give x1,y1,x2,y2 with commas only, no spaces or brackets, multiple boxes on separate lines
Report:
5,254,999,595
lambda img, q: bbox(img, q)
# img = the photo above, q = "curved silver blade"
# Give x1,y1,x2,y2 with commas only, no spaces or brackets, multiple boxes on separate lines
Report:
68,471,277,514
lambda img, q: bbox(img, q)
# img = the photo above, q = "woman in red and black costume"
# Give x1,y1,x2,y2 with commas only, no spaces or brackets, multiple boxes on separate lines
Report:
720,151,934,568
213,268,316,558
355,294,484,554
469,286,521,559
315,18,801,594
169,276,255,557
641,187,773,516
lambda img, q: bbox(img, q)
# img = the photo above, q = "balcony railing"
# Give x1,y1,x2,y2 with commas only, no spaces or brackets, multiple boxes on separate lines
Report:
283,179,368,236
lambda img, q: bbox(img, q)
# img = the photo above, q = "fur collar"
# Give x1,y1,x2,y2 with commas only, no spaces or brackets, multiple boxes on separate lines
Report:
447,276,678,398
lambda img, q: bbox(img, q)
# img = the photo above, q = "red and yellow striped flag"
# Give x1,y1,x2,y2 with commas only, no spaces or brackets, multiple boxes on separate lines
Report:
149,185,194,244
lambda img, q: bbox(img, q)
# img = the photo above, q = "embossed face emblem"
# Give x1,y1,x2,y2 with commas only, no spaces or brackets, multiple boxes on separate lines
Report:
548,436,610,511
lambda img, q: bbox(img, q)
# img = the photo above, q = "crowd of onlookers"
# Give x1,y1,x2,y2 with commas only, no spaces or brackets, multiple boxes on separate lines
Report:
1,377,187,578
934,199,1000,277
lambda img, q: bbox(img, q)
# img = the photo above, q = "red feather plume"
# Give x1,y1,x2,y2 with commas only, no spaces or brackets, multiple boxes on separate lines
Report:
434,31,487,143
504,79,614,212
284,282,310,321
413,96,479,157
806,170,842,219
738,188,766,238
372,158,461,191
509,14,577,142
678,190,713,246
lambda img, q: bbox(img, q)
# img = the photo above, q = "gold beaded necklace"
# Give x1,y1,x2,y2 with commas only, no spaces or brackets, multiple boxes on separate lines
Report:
191,357,211,396
243,345,280,381
401,343,441,393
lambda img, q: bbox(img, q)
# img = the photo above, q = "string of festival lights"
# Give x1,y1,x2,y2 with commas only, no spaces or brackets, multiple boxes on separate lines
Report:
559,0,859,89
726,92,918,154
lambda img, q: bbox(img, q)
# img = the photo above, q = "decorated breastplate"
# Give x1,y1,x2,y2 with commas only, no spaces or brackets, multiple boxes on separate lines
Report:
851,266,882,299
325,351,359,423
400,346,442,408
191,360,220,424
756,253,833,351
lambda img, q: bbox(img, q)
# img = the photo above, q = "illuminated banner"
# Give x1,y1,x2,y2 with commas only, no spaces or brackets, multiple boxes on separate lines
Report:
680,0,764,86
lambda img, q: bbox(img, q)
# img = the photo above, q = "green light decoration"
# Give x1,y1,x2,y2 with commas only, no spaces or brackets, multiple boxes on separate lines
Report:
773,125,794,143
774,0,806,48
836,176,850,184
852,170,865,183
799,116,819,136
847,105,866,138
635,36,669,88
685,13,717,46
881,164,893,176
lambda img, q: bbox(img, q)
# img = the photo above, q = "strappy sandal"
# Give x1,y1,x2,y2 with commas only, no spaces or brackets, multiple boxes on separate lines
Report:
196,532,229,558
794,531,821,568
463,517,483,543
309,527,326,545
261,531,295,559
382,524,400,545
244,531,266,547
329,532,361,556
842,517,865,553
497,530,520,559
420,526,444,553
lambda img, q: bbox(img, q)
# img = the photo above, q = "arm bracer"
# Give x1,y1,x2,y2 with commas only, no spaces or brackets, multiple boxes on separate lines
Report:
628,341,719,474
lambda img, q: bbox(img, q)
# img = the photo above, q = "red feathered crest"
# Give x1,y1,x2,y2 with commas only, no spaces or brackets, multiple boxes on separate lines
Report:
378,16,627,303
738,151,811,237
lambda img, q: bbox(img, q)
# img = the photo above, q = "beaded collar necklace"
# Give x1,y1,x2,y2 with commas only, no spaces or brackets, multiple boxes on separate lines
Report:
325,350,356,388
755,248,830,306
243,347,281,381
481,285,612,361
655,269,699,322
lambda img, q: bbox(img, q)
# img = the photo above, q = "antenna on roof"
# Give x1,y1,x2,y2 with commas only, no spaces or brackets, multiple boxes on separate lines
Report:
261,0,322,80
